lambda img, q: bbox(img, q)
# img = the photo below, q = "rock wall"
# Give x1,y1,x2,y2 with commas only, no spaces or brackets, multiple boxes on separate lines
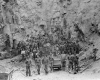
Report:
0,0,100,48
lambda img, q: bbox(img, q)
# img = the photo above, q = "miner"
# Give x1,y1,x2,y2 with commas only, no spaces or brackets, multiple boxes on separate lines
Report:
17,41,22,55
49,56,54,72
21,48,26,61
73,54,79,74
25,57,32,76
42,55,49,74
68,53,74,71
92,48,98,61
35,56,41,75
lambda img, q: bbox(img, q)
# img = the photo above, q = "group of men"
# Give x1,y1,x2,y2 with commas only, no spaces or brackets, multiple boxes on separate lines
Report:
68,54,79,74
18,42,54,76
17,40,80,76
16,39,98,76
25,52,54,76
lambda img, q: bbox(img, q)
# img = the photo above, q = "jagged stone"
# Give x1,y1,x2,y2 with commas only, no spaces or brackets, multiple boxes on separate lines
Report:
0,0,100,53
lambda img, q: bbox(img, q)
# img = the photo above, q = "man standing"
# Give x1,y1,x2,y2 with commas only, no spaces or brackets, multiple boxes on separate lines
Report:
73,54,79,74
68,54,74,71
42,55,49,74
5,34,11,51
17,41,21,55
49,56,54,72
21,49,26,61
12,39,16,49
35,56,41,75
61,54,67,71
33,48,37,60
25,57,32,76
92,48,98,61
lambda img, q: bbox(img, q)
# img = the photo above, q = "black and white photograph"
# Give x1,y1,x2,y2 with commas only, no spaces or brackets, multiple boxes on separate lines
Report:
0,0,100,80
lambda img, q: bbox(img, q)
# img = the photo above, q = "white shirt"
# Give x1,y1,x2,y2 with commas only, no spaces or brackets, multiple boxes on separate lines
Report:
21,50,25,55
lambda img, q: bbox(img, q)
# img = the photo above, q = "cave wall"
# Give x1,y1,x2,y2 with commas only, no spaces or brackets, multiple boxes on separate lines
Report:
0,0,100,47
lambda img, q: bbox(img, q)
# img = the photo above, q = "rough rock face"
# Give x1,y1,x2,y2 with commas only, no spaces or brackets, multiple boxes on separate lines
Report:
0,0,100,49
13,0,100,38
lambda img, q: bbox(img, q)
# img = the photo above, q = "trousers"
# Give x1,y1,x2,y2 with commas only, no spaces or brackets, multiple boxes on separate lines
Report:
37,65,41,74
26,66,31,76
44,65,48,74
